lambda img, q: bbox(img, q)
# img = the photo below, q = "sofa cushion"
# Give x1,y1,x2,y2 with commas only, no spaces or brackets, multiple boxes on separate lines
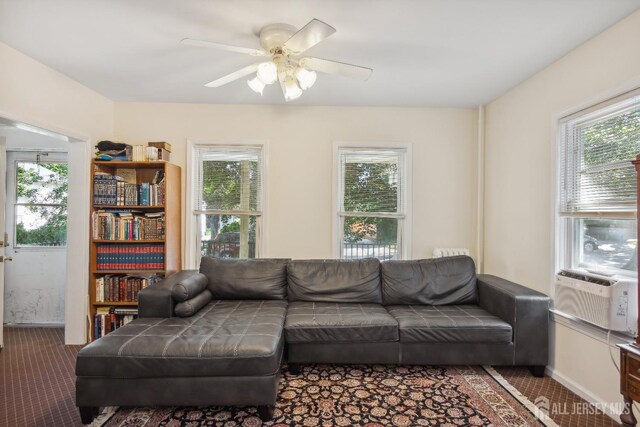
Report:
287,258,382,303
76,300,287,378
174,289,213,317
171,272,208,302
386,304,512,343
200,257,289,300
381,256,477,305
285,301,398,343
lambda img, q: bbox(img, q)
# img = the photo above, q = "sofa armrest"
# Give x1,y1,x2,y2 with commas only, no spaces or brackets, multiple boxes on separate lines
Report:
138,270,199,318
477,274,550,366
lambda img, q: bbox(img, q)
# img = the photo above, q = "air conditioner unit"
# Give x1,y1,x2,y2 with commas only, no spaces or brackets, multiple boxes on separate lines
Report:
555,270,638,335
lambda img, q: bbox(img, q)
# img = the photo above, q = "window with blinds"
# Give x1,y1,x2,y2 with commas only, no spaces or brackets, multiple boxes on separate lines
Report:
558,90,640,275
192,145,263,259
337,147,407,260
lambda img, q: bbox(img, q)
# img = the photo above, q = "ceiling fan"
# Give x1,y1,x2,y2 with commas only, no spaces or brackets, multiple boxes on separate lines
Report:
181,19,373,101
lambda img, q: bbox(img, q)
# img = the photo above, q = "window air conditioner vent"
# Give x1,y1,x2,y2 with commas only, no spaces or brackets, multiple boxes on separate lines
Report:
555,270,637,335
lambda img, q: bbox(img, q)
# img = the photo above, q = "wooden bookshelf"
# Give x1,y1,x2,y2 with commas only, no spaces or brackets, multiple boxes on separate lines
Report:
89,160,181,340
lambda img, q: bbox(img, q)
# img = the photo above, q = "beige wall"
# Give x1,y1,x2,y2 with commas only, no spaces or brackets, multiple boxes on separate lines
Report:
0,41,114,344
484,10,640,412
0,42,113,140
114,103,478,261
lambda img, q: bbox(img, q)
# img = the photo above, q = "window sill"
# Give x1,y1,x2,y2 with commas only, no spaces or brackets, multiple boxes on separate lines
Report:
550,309,635,345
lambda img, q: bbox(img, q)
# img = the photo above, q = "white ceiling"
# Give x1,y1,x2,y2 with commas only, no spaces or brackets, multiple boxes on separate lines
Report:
1,0,639,107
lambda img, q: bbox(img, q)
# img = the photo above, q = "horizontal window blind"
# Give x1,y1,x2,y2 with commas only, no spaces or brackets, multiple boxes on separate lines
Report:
559,94,640,214
192,145,263,213
339,148,406,216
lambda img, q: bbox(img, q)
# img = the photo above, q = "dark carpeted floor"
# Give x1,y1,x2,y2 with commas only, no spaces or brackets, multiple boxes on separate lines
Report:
0,327,620,427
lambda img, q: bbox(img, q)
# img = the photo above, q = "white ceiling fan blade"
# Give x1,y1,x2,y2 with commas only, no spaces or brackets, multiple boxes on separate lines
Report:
300,57,373,81
181,38,267,57
278,79,289,102
204,63,260,88
284,19,336,54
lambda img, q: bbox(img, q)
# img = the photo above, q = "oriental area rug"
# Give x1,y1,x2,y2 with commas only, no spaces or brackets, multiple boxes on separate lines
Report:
92,364,559,427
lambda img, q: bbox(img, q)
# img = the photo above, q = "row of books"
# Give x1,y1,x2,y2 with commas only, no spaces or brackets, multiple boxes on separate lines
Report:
127,145,171,162
95,274,161,302
93,173,165,206
96,244,165,270
94,307,139,338
92,210,165,240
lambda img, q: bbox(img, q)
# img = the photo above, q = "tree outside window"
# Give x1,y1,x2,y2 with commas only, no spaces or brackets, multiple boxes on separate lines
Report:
16,161,68,247
338,148,407,260
193,146,262,259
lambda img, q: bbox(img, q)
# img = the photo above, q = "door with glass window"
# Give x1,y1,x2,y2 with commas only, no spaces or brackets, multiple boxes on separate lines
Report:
4,151,68,325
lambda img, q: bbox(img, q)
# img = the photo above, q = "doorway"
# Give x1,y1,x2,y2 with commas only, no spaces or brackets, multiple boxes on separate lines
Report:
4,150,68,325
0,116,89,348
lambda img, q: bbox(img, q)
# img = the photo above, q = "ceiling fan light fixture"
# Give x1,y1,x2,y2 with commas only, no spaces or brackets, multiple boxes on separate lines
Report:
184,19,373,102
247,76,265,95
256,61,278,84
295,67,317,90
283,76,303,101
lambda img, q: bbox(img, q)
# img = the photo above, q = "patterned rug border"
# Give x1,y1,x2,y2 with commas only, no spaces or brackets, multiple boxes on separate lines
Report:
482,366,560,427
90,406,118,427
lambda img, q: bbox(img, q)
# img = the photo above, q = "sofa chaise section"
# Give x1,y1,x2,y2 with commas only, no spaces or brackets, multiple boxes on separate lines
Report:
76,258,290,424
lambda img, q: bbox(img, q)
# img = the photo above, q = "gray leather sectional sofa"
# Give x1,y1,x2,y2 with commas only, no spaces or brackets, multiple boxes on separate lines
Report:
76,255,550,424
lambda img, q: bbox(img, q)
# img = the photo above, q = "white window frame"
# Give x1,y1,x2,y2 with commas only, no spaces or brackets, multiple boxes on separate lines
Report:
10,151,68,250
333,141,412,260
555,88,640,279
186,140,268,268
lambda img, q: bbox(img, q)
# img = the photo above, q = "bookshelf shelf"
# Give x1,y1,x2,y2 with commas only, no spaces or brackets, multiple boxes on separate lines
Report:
94,160,169,168
94,205,166,209
91,269,167,274
93,301,140,307
89,160,181,340
93,239,166,243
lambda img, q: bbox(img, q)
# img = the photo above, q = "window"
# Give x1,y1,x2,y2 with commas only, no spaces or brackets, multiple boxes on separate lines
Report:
337,147,409,260
15,159,68,247
191,144,263,260
558,90,640,276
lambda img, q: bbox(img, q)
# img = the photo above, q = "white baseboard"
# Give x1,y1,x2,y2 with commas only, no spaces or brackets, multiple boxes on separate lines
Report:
546,366,621,421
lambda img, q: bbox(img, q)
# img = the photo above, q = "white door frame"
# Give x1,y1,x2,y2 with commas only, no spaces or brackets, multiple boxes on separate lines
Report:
0,110,91,345
0,137,6,349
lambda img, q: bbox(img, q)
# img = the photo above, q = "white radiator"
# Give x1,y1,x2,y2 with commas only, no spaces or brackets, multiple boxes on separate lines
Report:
555,270,637,335
432,247,470,258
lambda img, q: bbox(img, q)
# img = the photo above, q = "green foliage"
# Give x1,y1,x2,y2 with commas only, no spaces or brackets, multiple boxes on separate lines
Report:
582,108,640,166
343,162,398,213
343,161,399,243
344,216,397,244
220,221,240,233
581,108,640,200
16,162,67,246
16,222,66,246
201,160,258,211
201,160,258,238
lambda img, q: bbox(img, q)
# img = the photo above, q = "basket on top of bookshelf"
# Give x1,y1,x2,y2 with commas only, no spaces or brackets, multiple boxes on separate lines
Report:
89,160,181,340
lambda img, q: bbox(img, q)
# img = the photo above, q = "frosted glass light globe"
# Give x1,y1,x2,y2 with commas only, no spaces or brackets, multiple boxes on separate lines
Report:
247,76,265,95
256,62,278,84
295,67,317,90
283,76,302,101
